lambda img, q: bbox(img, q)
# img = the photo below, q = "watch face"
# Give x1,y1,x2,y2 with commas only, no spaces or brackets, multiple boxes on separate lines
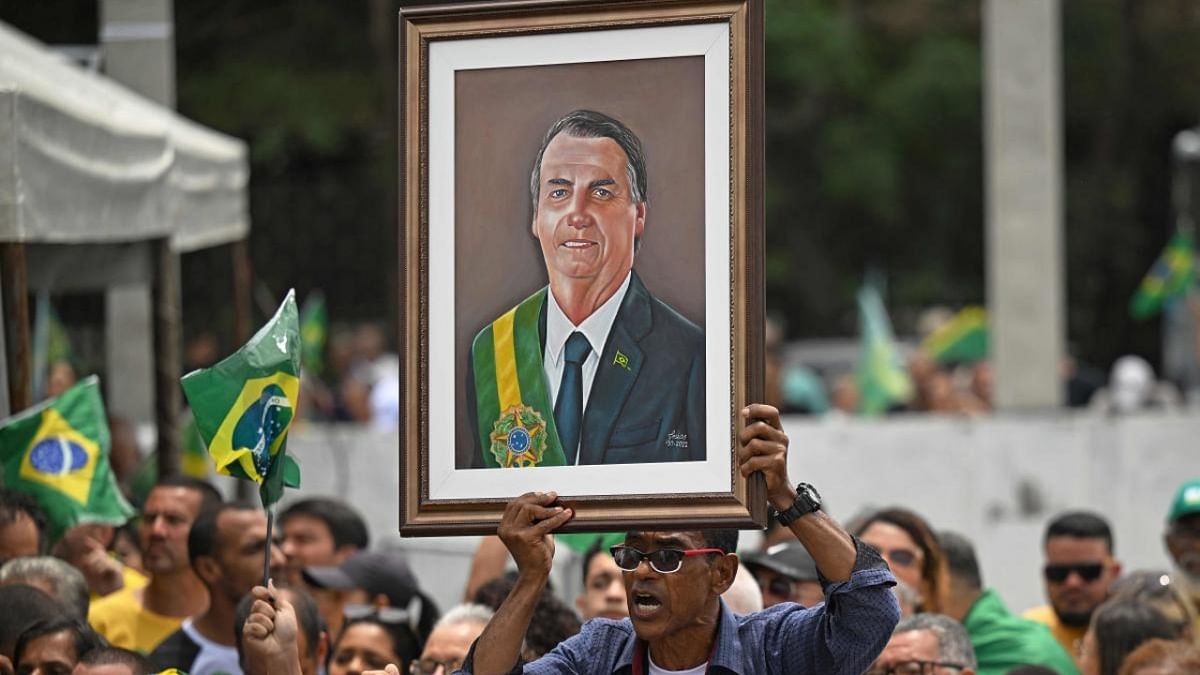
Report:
799,483,821,504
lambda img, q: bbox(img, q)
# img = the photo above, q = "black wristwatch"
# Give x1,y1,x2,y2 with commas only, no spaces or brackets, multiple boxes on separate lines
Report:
772,482,822,525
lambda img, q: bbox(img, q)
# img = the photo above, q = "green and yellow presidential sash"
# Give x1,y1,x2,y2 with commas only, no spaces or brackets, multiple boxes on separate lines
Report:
472,289,566,468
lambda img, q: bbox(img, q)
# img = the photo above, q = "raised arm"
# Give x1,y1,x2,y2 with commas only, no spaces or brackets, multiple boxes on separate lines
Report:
242,582,303,675
737,403,856,581
470,492,573,675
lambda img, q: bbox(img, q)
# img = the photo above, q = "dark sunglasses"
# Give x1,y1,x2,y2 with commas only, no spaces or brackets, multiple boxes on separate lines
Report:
765,576,795,598
882,548,919,568
610,545,724,574
1044,563,1104,583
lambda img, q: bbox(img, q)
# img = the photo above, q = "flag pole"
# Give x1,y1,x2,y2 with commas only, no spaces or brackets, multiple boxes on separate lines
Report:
262,503,275,587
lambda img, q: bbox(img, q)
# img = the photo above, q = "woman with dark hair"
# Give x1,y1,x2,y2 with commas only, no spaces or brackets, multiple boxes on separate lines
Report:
327,615,421,675
1078,598,1181,675
852,507,948,614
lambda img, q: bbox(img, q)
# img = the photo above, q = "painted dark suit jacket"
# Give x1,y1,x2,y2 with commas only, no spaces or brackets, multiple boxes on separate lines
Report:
468,272,705,466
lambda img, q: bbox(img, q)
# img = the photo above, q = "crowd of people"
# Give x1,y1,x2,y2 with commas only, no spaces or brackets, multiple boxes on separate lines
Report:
0,406,1198,675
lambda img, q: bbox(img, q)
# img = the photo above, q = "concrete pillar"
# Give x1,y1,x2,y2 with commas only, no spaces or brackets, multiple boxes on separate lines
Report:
106,285,155,425
99,0,175,106
984,0,1064,410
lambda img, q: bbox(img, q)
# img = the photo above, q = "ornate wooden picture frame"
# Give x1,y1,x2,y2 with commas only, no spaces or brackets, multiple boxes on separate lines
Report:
400,0,764,536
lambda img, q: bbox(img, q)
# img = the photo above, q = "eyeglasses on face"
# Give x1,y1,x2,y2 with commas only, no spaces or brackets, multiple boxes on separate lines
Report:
344,604,415,624
865,659,966,675
609,545,724,574
409,658,463,675
881,547,920,568
1043,562,1104,583
763,575,796,598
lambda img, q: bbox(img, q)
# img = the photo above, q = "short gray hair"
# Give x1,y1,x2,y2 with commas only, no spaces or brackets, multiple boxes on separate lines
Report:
0,555,89,621
435,603,494,631
894,613,977,668
528,109,648,208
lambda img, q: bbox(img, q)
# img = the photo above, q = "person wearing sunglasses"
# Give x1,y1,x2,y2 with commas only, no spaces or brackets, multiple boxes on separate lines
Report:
937,531,1079,675
866,613,976,675
458,403,900,674
1023,512,1122,661
740,541,823,609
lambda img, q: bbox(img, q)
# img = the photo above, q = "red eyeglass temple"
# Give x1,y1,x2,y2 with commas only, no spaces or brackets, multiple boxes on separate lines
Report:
682,548,726,556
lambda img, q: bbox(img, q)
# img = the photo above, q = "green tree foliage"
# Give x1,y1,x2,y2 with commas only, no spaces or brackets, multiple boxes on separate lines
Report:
764,0,984,338
174,0,399,338
765,0,1200,372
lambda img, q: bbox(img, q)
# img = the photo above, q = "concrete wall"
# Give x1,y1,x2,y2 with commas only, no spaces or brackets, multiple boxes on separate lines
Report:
279,411,1199,616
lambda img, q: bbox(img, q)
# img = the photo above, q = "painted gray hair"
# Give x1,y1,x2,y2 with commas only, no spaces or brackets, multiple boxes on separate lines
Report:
894,613,977,668
435,603,494,631
528,109,648,208
0,555,89,621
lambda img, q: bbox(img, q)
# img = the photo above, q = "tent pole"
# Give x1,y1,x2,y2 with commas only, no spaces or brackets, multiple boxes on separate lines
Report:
154,239,182,478
1,244,31,413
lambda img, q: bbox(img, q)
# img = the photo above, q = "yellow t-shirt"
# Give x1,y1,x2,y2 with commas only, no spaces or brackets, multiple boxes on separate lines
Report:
87,586,183,655
1023,604,1087,660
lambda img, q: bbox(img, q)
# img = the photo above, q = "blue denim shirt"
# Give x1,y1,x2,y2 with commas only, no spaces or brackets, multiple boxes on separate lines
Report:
459,538,899,675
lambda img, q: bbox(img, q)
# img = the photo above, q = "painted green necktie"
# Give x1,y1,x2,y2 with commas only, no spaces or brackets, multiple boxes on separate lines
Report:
555,331,591,465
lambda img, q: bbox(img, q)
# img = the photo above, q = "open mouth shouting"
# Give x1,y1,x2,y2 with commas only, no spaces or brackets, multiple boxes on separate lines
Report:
631,587,665,620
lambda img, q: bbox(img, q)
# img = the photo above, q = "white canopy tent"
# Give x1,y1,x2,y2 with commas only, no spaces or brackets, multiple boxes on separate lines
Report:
0,21,248,250
0,20,251,473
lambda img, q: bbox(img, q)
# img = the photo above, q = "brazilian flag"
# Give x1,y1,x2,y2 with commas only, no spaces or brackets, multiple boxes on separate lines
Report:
0,376,134,540
1130,230,1196,320
181,290,301,506
922,306,988,364
179,412,212,479
856,283,913,416
299,291,327,377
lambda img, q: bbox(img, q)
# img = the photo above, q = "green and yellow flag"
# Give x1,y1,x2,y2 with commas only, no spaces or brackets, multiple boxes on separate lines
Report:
1130,230,1196,320
300,291,327,377
856,283,913,416
181,290,301,506
922,306,988,364
179,412,212,479
0,376,134,540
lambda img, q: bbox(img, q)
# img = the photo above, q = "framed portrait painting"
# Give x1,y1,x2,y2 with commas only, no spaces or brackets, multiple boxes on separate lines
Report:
400,0,765,536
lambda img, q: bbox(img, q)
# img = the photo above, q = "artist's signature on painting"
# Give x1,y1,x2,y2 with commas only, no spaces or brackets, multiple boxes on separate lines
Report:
666,430,688,448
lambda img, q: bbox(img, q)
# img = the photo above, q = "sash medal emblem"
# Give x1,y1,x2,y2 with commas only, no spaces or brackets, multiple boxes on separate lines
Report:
489,405,549,468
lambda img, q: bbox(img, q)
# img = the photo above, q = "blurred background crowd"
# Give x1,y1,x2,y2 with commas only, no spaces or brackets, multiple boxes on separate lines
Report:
2,476,1200,674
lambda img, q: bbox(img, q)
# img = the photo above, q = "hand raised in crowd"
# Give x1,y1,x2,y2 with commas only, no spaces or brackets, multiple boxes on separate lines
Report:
242,581,302,675
54,524,125,596
497,491,573,580
737,403,796,510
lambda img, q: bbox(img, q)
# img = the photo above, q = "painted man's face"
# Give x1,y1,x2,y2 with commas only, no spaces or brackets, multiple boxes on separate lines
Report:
532,134,645,290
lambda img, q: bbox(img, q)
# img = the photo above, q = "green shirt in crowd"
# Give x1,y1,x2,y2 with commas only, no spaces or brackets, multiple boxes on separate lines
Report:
963,589,1081,675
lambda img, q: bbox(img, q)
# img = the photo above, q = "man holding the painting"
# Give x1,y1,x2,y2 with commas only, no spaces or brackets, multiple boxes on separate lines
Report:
457,403,901,674
469,109,705,469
